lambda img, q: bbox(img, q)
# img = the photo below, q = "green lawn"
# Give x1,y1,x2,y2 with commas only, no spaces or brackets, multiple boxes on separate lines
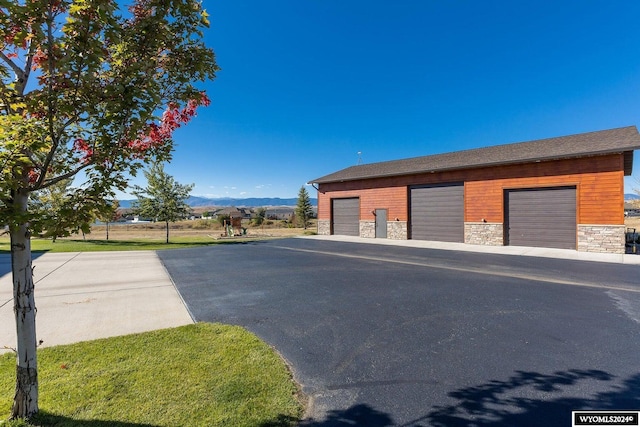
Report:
0,236,265,253
1,323,304,426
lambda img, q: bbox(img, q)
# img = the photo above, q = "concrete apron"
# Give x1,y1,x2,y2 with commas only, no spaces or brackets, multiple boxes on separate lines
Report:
301,235,640,265
0,251,194,354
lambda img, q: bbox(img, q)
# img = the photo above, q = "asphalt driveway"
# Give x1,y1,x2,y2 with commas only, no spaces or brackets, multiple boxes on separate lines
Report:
158,238,640,426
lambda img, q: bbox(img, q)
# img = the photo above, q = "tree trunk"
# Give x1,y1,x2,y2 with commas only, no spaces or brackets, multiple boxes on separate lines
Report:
10,190,39,419
106,221,109,240
165,221,169,244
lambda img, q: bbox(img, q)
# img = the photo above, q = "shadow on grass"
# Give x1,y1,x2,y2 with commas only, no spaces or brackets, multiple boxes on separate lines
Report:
75,239,222,248
23,410,161,427
59,238,277,247
0,236,280,256
28,411,300,427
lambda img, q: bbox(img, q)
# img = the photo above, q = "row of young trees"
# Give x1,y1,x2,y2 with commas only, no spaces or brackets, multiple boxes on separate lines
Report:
17,160,193,244
137,183,315,232
44,178,314,244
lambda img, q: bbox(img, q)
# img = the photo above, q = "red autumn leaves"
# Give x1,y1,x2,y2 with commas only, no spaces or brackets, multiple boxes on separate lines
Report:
127,92,211,158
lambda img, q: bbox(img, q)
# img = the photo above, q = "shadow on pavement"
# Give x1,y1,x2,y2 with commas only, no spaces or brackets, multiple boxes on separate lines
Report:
290,369,640,427
425,369,639,427
0,251,46,278
297,404,394,426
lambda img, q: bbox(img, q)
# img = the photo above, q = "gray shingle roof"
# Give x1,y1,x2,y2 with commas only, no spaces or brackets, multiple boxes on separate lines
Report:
310,126,640,184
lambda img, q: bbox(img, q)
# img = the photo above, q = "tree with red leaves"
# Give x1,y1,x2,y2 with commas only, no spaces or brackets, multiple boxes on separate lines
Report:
0,0,218,419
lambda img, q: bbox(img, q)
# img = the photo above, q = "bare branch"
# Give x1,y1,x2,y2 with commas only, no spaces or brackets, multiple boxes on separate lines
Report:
36,5,61,190
1,345,16,354
0,51,26,84
34,163,91,191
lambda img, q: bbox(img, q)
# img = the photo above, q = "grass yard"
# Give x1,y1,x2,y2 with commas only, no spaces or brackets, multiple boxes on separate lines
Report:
0,323,304,427
0,236,233,253
0,219,318,253
0,221,316,253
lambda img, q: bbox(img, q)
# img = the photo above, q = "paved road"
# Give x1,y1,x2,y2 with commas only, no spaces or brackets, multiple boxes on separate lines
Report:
158,238,640,426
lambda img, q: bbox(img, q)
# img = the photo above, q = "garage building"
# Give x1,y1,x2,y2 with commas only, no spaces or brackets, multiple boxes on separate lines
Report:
310,126,640,253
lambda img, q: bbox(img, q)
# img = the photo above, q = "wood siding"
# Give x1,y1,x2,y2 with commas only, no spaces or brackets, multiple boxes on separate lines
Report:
318,186,407,222
317,154,625,226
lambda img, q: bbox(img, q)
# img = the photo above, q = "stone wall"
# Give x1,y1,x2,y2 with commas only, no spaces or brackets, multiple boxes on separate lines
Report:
464,222,504,246
317,219,330,236
316,219,408,239
577,224,625,254
362,220,408,239
321,219,625,254
388,221,408,240
360,221,375,238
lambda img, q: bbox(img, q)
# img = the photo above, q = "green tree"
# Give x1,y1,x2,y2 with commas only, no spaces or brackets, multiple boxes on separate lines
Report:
29,178,89,242
132,162,193,243
0,0,217,419
295,186,314,229
252,207,266,226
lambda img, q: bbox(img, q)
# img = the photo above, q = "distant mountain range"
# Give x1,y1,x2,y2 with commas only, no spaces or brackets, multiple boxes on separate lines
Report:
118,193,636,209
118,196,318,209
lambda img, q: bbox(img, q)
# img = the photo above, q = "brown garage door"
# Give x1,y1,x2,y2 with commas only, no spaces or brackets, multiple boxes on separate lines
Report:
410,184,464,242
505,186,576,250
332,198,360,236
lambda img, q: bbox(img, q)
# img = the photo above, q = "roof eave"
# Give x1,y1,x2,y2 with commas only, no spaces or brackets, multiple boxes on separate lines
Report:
313,149,636,185
624,151,634,176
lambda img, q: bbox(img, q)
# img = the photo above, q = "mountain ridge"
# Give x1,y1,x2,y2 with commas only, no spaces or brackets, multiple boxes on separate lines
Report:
118,196,318,209
118,193,637,208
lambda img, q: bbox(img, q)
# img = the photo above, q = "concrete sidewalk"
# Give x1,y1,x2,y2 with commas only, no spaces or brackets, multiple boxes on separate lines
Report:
0,251,194,354
301,234,640,265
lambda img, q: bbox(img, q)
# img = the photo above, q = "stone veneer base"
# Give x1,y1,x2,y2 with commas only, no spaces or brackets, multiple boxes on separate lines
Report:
464,222,504,246
317,220,330,236
359,221,408,239
577,224,625,254
388,221,408,240
360,221,375,238
318,220,625,254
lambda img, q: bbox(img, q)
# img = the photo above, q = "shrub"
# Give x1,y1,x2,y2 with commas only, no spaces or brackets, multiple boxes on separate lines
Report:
217,214,230,226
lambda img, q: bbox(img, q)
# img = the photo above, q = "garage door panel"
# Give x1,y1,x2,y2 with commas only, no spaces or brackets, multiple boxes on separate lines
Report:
506,187,576,250
332,198,360,236
410,184,464,242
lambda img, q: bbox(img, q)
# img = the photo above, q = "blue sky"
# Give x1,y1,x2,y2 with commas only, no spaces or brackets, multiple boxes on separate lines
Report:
123,1,640,199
